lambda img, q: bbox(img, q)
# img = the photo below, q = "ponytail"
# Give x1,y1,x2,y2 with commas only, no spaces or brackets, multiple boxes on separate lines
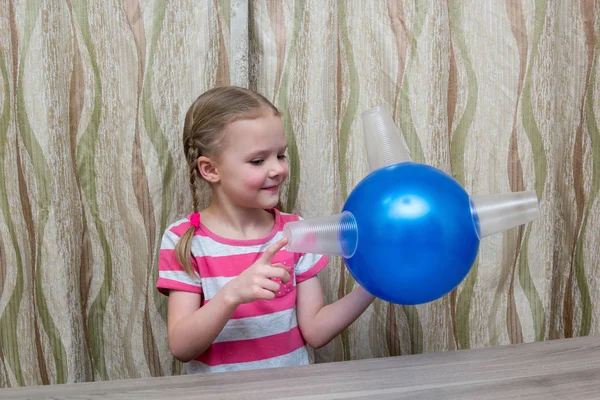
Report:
174,226,196,277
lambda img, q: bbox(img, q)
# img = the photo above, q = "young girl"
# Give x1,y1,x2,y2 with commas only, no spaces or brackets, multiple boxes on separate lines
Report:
157,86,375,374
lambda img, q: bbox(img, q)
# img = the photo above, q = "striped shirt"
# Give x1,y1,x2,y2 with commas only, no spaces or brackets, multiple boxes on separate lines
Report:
156,209,328,374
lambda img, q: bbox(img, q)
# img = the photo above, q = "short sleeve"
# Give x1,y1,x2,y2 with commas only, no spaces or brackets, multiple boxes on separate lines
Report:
156,221,203,296
295,252,329,283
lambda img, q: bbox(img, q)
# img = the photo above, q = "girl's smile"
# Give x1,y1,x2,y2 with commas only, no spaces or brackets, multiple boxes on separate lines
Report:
261,185,280,192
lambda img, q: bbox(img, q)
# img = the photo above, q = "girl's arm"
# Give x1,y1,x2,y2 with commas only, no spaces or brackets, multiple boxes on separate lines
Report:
167,289,238,362
295,276,375,349
167,238,291,362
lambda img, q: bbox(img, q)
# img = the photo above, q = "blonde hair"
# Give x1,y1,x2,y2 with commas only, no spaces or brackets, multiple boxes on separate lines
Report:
175,86,280,275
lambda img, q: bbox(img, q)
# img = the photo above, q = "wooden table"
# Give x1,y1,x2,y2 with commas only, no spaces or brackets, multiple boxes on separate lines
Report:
1,335,599,399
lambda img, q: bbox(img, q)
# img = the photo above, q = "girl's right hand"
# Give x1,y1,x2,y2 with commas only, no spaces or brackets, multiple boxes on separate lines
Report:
223,237,291,305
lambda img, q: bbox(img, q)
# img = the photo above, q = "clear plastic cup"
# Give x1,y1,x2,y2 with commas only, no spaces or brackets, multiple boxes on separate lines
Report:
282,212,358,258
470,190,541,238
362,105,412,171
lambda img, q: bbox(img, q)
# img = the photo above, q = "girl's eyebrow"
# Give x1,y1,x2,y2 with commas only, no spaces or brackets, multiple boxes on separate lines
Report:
246,149,271,159
247,145,287,157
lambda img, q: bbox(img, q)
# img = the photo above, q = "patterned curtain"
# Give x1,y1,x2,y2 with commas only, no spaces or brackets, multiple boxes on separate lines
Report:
0,0,598,387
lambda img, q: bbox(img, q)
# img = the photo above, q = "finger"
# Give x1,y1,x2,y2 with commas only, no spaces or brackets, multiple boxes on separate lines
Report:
254,288,276,301
270,263,291,284
260,278,281,293
259,237,288,263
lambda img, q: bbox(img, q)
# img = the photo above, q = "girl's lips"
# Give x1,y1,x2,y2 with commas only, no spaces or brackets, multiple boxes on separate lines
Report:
262,185,279,192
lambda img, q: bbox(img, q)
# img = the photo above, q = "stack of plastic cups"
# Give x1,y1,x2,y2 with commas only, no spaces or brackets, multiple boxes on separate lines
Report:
361,105,412,170
283,212,358,258
470,190,540,238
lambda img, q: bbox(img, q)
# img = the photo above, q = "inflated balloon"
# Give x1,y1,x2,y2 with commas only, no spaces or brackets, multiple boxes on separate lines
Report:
340,162,480,304
283,106,540,305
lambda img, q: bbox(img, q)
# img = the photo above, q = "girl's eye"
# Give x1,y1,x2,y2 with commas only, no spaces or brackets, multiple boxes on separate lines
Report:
278,154,287,160
250,159,264,165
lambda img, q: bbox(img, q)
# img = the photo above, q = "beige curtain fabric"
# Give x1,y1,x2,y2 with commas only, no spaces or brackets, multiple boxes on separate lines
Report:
0,0,598,387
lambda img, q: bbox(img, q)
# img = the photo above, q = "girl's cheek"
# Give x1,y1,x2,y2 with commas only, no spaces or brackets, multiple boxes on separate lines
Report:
246,173,267,187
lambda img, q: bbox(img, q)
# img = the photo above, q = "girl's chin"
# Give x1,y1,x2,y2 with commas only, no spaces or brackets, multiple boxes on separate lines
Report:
261,197,280,209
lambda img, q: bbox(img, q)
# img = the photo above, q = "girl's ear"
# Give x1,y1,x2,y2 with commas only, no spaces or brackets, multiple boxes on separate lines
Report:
197,156,220,183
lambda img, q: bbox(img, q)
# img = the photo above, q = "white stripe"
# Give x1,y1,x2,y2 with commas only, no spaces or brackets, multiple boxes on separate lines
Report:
160,229,181,250
214,308,298,343
201,276,236,300
184,346,309,374
202,275,297,300
296,253,326,275
159,270,202,287
190,231,285,258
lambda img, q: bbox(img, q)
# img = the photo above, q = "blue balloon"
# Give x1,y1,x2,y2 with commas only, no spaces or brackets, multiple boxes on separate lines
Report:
341,162,480,304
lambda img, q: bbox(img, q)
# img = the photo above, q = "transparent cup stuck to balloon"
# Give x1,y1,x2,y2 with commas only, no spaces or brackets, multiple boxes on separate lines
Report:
362,105,411,171
283,212,358,258
470,190,541,238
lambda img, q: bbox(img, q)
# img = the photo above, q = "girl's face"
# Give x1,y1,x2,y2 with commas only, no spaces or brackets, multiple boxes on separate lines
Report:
211,113,289,210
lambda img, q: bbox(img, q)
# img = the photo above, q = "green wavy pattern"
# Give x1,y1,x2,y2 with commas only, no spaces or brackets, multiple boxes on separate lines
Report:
0,34,25,388
16,0,68,383
576,35,600,336
396,0,426,164
402,305,422,355
337,0,361,361
337,1,359,204
518,0,547,342
448,0,479,350
274,0,304,214
221,0,231,29
122,0,165,378
140,1,170,329
71,1,111,380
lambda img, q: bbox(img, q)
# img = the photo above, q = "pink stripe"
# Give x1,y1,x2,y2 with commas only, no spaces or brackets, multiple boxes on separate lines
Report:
297,255,328,283
171,210,297,238
156,278,202,296
159,249,185,271
159,249,199,273
197,326,305,366
170,221,198,237
279,213,299,224
233,291,296,318
197,251,297,278
203,290,296,319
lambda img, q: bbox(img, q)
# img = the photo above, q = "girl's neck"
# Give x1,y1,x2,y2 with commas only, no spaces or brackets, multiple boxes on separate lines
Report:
201,202,275,240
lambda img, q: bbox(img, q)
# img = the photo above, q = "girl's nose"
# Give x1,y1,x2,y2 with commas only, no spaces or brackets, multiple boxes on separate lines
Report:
269,159,287,177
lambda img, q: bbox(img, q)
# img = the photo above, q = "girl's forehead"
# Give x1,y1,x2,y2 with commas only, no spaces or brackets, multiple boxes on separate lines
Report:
223,115,286,147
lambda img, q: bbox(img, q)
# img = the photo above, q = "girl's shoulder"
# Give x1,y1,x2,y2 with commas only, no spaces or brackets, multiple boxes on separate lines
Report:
273,209,302,226
163,216,195,238
273,208,302,224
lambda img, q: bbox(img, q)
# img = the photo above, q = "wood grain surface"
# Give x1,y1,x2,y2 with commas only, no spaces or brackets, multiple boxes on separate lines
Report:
1,336,599,399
